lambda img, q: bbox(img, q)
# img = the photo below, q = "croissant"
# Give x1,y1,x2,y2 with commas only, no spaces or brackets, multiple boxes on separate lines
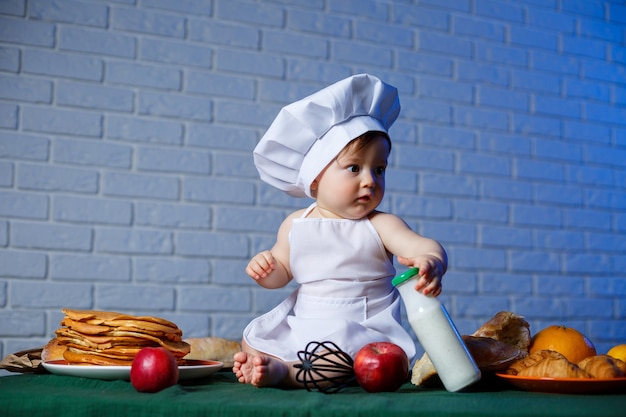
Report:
515,353,591,379
506,350,566,375
578,355,625,379
614,356,626,374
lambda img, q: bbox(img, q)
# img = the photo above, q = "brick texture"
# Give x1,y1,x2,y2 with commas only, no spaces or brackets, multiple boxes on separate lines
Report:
1,0,625,361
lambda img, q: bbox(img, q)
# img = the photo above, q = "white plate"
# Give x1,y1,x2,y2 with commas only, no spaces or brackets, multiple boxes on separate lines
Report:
42,359,223,381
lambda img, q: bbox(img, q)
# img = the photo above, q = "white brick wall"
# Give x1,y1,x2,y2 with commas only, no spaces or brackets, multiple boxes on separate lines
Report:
1,0,625,360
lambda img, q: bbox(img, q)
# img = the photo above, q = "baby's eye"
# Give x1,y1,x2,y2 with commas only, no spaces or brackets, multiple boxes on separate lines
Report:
347,165,360,173
375,166,386,175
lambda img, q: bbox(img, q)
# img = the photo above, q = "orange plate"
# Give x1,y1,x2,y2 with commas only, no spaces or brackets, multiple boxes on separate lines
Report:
496,373,626,394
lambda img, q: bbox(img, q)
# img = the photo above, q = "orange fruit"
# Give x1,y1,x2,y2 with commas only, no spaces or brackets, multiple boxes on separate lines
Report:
607,344,626,362
529,325,596,363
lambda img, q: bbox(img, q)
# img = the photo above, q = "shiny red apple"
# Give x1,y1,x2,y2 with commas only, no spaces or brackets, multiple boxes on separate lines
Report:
353,342,409,392
130,347,179,393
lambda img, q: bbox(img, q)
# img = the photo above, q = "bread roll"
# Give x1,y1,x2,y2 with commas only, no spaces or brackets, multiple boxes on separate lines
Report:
462,336,524,372
411,311,531,387
41,338,66,362
472,311,531,353
183,337,241,368
410,352,439,386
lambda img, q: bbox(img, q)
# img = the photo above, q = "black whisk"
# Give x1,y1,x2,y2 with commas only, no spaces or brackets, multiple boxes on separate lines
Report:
294,341,356,393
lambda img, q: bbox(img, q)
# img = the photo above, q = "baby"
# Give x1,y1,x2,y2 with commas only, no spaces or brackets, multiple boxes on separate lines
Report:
233,74,447,388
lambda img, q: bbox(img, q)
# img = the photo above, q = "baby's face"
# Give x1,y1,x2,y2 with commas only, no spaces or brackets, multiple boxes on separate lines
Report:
312,135,390,219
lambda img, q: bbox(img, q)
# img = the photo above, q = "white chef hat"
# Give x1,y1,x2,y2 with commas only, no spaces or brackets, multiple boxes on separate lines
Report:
253,74,400,198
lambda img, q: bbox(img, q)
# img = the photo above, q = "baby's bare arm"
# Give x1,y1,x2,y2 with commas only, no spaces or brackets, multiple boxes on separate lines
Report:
371,212,447,296
245,211,299,289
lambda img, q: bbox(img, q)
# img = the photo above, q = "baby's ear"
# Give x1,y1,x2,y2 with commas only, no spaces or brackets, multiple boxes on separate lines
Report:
310,179,318,196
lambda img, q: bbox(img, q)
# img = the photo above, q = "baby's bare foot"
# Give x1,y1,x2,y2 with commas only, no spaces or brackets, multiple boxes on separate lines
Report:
232,351,288,387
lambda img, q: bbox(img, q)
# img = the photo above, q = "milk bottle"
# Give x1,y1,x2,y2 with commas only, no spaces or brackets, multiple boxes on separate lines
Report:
392,267,481,392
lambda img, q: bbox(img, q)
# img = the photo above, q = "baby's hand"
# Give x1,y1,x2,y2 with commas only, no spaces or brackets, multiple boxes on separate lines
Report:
246,250,276,280
397,255,444,297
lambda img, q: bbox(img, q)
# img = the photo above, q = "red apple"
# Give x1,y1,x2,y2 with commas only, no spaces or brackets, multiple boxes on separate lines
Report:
130,347,179,393
354,342,409,393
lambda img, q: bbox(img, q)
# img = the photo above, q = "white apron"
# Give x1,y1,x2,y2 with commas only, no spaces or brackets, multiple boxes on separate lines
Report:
242,204,416,362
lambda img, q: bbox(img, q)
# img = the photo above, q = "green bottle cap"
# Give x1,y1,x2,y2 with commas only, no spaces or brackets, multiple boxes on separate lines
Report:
392,267,419,287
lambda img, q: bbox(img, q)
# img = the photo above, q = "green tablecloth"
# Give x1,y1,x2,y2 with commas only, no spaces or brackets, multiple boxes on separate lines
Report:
1,372,624,417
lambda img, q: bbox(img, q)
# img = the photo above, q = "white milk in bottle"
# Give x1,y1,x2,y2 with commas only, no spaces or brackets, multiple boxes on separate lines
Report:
392,267,481,392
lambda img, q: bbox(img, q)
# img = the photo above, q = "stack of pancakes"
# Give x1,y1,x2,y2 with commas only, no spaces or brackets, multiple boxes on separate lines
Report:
48,308,190,366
